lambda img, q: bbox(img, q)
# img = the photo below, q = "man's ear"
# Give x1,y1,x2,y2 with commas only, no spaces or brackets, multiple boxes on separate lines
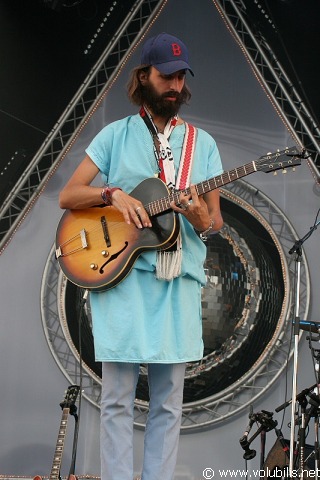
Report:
139,71,148,85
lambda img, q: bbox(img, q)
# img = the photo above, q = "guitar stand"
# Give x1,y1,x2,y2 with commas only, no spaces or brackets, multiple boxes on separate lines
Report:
66,289,88,480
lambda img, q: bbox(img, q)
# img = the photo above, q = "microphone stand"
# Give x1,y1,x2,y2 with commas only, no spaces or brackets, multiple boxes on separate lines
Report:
239,410,278,474
297,392,309,477
288,218,320,477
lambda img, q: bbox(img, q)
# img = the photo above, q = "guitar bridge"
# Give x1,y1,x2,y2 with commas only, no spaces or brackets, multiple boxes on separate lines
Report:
80,229,88,248
56,229,88,258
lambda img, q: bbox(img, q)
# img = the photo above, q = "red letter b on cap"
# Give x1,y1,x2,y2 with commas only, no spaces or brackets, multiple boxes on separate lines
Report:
171,43,182,57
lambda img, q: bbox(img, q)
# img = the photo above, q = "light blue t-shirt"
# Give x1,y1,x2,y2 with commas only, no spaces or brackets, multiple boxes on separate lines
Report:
86,114,223,283
86,114,223,362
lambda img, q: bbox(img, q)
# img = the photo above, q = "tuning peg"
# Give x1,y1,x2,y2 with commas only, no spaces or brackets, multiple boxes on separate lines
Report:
282,169,287,174
273,171,277,176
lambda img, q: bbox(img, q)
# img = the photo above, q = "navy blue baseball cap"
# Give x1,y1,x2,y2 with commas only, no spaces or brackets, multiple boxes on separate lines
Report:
141,33,194,76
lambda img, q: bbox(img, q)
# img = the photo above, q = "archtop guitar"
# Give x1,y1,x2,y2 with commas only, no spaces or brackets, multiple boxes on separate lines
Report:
55,147,303,291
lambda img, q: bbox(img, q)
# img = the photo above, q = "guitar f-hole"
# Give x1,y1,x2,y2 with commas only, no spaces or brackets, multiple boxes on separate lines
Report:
99,242,129,274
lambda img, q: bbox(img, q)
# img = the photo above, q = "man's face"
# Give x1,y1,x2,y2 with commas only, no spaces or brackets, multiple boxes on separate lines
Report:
141,67,186,117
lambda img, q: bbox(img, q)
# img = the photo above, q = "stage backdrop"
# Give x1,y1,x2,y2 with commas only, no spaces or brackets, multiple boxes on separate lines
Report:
1,1,319,478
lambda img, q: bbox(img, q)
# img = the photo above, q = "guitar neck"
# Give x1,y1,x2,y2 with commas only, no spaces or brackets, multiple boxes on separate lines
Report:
145,161,256,217
194,161,256,196
49,408,70,480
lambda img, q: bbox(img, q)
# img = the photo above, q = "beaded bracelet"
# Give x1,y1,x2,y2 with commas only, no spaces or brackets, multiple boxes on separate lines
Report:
199,218,215,241
101,186,122,206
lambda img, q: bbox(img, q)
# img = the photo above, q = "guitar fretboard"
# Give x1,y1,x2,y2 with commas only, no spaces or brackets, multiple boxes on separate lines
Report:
49,408,69,480
145,161,256,216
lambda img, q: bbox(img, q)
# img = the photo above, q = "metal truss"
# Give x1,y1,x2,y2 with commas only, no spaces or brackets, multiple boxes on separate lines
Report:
2,0,320,253
212,0,320,181
0,0,168,253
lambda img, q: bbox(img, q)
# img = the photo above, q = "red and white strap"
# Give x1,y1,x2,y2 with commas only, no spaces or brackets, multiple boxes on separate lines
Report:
176,123,197,190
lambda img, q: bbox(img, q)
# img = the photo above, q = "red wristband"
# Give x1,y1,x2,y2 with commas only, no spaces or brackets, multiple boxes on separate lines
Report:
101,186,122,205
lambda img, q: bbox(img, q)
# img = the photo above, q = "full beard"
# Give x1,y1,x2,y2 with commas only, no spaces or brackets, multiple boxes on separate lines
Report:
141,82,184,118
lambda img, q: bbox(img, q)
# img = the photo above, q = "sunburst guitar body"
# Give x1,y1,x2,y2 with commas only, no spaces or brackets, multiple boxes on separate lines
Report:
56,178,179,291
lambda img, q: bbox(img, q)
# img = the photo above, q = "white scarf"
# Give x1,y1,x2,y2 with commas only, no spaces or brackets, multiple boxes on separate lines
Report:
142,107,197,280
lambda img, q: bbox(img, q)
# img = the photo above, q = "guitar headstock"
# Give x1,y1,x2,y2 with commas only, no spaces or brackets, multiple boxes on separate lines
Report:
255,146,304,174
60,385,80,410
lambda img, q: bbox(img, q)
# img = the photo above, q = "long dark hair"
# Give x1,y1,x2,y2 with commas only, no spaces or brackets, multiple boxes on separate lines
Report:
127,65,192,106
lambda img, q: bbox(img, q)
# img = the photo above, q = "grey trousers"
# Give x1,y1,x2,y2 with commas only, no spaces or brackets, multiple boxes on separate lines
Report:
100,362,186,480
